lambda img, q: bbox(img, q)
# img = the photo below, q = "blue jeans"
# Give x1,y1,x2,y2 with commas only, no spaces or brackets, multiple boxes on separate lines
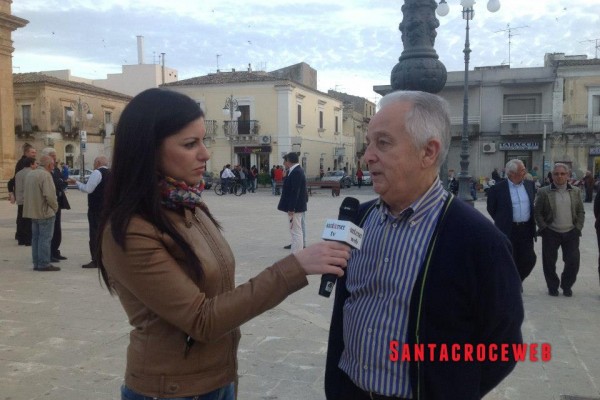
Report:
32,216,55,269
121,383,234,400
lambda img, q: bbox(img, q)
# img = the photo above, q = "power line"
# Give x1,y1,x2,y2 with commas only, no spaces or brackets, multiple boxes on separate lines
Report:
494,24,529,67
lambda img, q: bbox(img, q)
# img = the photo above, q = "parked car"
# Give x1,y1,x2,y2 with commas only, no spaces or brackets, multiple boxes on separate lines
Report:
321,170,352,188
67,168,93,188
354,170,372,186
203,171,214,190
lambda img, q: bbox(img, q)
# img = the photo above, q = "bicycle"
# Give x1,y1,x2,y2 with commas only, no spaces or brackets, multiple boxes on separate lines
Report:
214,179,244,196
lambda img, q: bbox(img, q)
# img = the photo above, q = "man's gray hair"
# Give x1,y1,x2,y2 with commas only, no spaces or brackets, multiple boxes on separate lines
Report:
38,155,53,168
378,90,451,167
553,162,570,172
41,147,56,156
505,159,524,174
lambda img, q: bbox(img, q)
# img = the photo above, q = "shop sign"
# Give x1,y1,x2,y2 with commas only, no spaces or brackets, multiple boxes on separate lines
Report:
499,142,539,151
589,147,600,156
234,146,272,154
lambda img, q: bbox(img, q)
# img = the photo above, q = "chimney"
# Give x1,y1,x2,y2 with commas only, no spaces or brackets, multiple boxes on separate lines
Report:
137,35,144,64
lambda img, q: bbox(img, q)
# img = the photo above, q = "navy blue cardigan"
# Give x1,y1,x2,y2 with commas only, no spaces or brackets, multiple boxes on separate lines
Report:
325,196,524,400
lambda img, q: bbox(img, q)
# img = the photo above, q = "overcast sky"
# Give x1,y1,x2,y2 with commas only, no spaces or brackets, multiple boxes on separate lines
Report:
11,0,600,103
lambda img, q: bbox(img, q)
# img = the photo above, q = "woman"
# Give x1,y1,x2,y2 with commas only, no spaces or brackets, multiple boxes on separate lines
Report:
98,89,350,400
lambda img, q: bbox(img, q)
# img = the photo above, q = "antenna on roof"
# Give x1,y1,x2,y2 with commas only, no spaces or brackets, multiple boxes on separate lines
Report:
579,38,600,59
494,24,529,67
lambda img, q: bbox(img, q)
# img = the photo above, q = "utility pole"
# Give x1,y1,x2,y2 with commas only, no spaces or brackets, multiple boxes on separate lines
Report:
494,24,529,67
216,54,221,72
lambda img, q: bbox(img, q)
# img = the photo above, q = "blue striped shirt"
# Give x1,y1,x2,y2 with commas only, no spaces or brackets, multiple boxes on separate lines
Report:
339,178,448,397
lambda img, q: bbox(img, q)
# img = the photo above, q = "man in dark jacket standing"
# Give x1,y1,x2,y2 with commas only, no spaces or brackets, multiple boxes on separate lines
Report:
487,159,537,282
68,155,110,268
325,91,523,400
277,152,308,254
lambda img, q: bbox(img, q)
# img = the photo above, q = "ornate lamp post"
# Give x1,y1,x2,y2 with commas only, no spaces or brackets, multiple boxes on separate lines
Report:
66,98,93,182
222,94,241,136
436,0,500,203
391,0,447,94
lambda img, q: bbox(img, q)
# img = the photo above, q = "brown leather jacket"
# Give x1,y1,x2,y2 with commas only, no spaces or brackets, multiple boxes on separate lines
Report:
101,206,308,398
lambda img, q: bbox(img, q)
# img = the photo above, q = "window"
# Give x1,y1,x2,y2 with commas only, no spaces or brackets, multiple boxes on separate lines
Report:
335,116,339,133
319,111,324,129
104,111,112,124
22,105,32,132
64,107,72,132
297,104,302,125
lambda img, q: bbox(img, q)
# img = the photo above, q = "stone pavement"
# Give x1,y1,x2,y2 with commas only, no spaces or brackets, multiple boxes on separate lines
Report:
0,187,599,400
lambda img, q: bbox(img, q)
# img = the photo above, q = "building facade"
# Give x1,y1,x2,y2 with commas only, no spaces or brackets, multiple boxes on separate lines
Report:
0,0,27,196
163,63,354,179
374,53,600,182
13,73,131,171
327,90,376,170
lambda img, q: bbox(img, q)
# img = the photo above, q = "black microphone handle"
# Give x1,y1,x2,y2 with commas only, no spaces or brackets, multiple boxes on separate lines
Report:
319,273,337,297
318,197,360,298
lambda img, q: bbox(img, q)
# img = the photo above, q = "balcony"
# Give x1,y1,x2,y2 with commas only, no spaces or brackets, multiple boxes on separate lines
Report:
563,114,600,134
204,120,218,137
500,114,552,135
14,121,39,138
223,120,261,137
449,116,480,137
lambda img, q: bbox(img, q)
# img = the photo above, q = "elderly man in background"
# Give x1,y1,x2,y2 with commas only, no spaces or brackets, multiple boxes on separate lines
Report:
487,159,537,283
8,143,37,241
534,163,585,297
68,155,110,269
42,148,70,262
14,157,38,246
23,155,60,272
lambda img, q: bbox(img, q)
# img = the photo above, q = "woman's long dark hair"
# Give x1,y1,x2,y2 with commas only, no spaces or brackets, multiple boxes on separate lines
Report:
97,88,214,293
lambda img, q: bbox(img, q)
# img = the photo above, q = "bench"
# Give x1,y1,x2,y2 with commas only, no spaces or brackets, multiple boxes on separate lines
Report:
307,181,341,197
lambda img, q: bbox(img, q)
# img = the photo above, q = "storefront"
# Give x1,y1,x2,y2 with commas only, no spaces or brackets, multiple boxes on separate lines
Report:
234,145,272,172
499,141,540,169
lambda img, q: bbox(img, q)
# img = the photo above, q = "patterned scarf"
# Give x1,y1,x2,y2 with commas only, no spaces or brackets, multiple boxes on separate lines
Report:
159,176,205,210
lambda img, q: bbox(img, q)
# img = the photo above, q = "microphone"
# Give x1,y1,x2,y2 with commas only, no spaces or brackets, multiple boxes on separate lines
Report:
319,197,363,297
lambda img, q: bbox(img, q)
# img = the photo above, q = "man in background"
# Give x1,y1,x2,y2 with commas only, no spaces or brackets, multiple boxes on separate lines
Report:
42,148,70,262
14,157,37,246
277,153,308,253
23,155,60,272
8,143,37,240
534,163,585,297
68,156,110,269
487,159,537,283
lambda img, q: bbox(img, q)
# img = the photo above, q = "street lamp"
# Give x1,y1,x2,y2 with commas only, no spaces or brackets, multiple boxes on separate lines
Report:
222,94,241,137
66,97,93,182
437,0,500,203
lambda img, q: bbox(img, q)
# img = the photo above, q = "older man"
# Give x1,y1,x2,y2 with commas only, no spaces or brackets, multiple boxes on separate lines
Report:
42,147,70,262
23,155,60,272
325,91,523,400
534,163,585,297
487,159,537,282
68,156,110,269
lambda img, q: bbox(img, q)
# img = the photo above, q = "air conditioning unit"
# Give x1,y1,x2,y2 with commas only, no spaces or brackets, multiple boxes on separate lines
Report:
482,142,496,153
260,135,271,144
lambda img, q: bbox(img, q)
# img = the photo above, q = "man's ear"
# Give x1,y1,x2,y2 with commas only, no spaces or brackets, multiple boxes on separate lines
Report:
421,138,441,168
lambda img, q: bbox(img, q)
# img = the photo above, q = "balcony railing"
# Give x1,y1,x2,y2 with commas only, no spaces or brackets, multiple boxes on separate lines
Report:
223,120,261,136
500,114,552,135
205,120,218,137
563,114,600,133
449,116,480,137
